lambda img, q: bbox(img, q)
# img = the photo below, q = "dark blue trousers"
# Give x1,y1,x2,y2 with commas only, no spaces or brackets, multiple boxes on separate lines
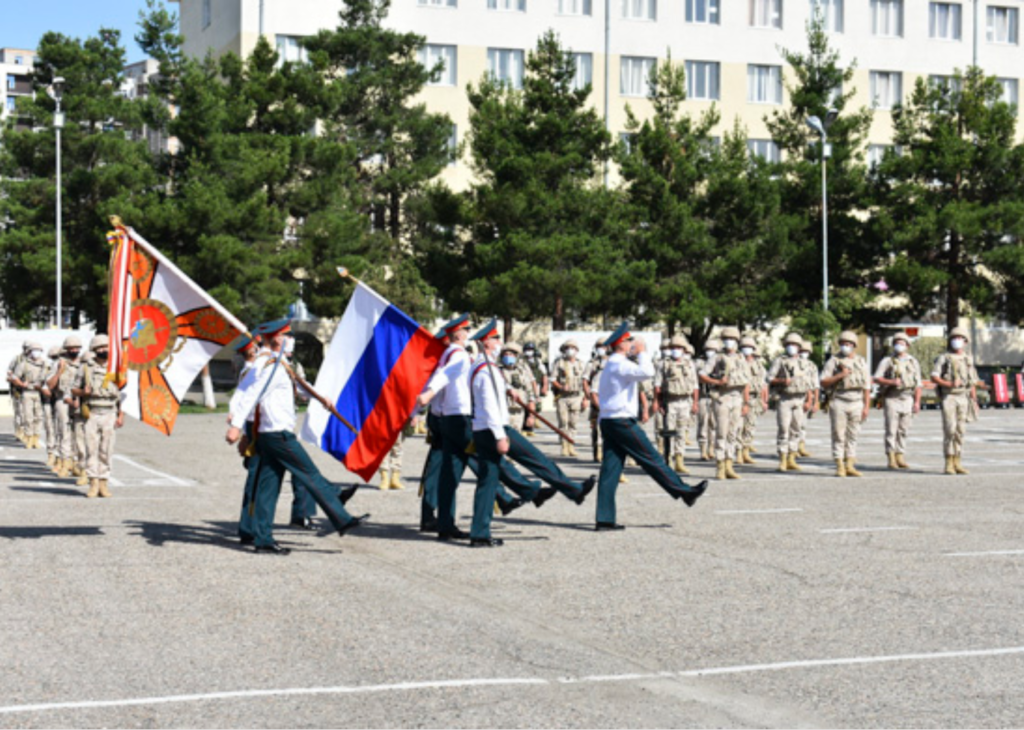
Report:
437,415,473,534
505,426,583,500
470,430,503,539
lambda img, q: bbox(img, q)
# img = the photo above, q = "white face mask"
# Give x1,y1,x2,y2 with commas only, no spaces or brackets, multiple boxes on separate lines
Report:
671,349,683,360
894,342,908,354
800,351,810,360
682,352,692,361
840,343,854,355
785,344,800,357
723,339,738,352
705,350,717,359
740,347,754,356
283,337,296,355
565,348,577,358
950,337,965,351
30,349,43,360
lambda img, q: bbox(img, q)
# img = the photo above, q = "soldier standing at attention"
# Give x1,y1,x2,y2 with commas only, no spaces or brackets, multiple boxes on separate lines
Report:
931,327,979,476
796,338,820,458
46,336,83,478
7,341,28,444
582,344,607,462
42,347,61,467
522,342,548,434
706,327,751,480
873,332,922,470
551,340,584,457
594,322,707,530
696,338,721,462
11,342,47,449
500,342,530,427
72,335,124,498
738,335,768,466
654,335,699,474
767,333,813,472
820,330,871,477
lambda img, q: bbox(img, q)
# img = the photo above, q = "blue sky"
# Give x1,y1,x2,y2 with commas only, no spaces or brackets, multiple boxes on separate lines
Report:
1,0,168,64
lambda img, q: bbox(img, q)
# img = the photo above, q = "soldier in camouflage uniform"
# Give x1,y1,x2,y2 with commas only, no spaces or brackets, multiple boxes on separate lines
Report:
873,331,922,470
738,335,768,466
931,326,979,476
796,338,819,458
654,335,699,474
767,333,814,472
705,327,752,480
71,335,123,498
582,344,607,463
6,341,28,444
45,336,83,478
41,347,61,467
522,342,548,435
696,338,721,462
551,340,584,457
820,330,871,477
11,342,47,449
500,342,535,427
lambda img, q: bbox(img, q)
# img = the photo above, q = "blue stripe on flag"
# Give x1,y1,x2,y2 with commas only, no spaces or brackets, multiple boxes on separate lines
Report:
321,305,420,459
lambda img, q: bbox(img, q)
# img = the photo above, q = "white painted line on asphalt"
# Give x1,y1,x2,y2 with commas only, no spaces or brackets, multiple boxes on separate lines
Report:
112,455,192,486
820,526,916,534
2,645,1024,715
944,549,1024,557
715,508,804,515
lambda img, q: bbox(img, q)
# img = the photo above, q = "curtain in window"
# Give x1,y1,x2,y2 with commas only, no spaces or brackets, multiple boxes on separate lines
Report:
930,3,961,39
872,0,902,36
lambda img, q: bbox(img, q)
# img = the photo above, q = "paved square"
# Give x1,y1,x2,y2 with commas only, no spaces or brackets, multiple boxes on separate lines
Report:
1,407,1023,728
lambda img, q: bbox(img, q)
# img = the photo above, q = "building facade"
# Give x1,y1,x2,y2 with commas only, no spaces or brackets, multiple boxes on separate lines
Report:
171,0,1024,189
0,48,37,132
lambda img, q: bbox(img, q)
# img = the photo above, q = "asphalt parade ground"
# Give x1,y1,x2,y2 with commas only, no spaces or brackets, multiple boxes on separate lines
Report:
1,408,1023,729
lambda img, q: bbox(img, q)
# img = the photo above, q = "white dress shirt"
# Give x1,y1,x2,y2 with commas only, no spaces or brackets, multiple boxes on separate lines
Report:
426,344,472,416
228,357,259,423
470,354,510,440
598,351,654,420
229,350,296,433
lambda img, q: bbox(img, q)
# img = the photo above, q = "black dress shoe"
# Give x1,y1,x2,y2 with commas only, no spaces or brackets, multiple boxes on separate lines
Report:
253,542,291,555
239,535,254,546
438,527,470,541
574,475,597,505
499,497,525,516
680,480,709,507
289,517,317,531
339,485,358,504
419,515,440,533
595,522,625,531
337,514,370,536
532,487,558,509
470,537,504,547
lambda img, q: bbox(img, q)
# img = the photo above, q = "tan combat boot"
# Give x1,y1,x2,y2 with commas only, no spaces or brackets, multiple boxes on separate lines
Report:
777,453,789,472
595,449,602,463
619,472,628,483
896,453,909,469
834,459,847,477
798,441,812,458
724,459,741,480
76,471,89,487
715,460,726,480
887,452,899,470
845,458,863,477
744,448,756,465
787,452,802,471
748,444,757,454
943,456,956,475
389,471,405,490
57,458,72,477
673,453,689,475
568,444,578,458
98,480,111,498
560,441,570,457
378,470,390,490
71,463,83,477
954,455,969,475
47,453,56,468
85,478,100,498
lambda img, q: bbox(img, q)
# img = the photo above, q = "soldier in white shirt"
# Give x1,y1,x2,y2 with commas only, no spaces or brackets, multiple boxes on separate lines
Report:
595,322,708,530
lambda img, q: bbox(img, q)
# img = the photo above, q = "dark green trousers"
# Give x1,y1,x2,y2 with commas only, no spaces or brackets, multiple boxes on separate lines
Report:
505,426,583,500
470,430,503,539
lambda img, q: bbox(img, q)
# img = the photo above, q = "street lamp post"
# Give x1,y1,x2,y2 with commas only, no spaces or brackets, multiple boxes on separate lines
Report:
52,77,65,327
806,110,838,314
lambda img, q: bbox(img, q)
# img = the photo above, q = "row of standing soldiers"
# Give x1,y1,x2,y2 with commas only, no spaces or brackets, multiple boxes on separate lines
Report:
6,335,124,496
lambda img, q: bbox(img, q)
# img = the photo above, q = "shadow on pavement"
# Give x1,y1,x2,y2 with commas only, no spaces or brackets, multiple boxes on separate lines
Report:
9,484,82,497
0,525,104,539
125,519,252,551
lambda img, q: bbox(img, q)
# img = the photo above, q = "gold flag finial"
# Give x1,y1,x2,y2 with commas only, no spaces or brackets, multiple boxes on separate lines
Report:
109,215,124,229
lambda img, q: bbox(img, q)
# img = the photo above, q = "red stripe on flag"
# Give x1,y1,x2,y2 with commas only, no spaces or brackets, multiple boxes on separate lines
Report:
345,328,445,481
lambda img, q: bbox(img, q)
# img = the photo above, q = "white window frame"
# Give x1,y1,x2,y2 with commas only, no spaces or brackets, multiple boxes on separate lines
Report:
686,60,720,100
275,35,308,66
572,53,593,91
488,0,526,11
685,0,719,24
870,70,902,109
622,0,657,21
418,0,458,6
558,0,592,15
747,64,783,104
929,2,962,41
997,77,1019,110
810,0,843,33
928,74,961,94
419,44,457,86
871,0,903,37
987,6,1019,45
747,139,781,162
749,0,782,28
620,56,656,97
487,48,525,89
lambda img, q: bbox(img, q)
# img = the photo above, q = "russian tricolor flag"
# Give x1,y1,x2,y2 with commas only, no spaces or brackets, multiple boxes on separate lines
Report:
300,282,445,481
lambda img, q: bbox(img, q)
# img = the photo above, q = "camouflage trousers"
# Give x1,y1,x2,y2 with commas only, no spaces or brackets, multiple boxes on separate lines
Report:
20,391,43,438
776,395,806,455
883,395,915,455
663,397,693,458
697,397,715,451
829,396,863,461
941,393,970,457
712,391,744,462
85,407,117,479
556,394,582,444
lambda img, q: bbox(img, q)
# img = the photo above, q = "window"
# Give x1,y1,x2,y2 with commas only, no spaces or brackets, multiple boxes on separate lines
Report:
572,53,593,91
686,61,720,100
5,97,14,112
202,0,211,29
929,3,962,40
810,0,843,32
447,125,458,165
487,48,524,89
488,0,526,10
750,0,782,28
559,0,592,15
870,71,902,109
6,75,14,91
419,45,457,86
619,132,636,154
987,6,1019,44
14,55,23,65
275,35,308,65
419,0,457,6
928,74,962,94
620,56,656,96
827,82,843,106
867,144,902,169
997,77,1019,108
622,0,657,21
747,139,781,162
686,0,719,23
747,64,782,103
871,0,903,36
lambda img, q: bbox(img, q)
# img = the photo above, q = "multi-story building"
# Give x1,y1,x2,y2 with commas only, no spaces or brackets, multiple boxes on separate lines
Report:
171,0,1024,188
0,48,37,132
121,59,180,155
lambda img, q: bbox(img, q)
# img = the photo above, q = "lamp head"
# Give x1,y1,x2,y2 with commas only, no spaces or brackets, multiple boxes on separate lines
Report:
51,76,65,98
806,115,825,136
